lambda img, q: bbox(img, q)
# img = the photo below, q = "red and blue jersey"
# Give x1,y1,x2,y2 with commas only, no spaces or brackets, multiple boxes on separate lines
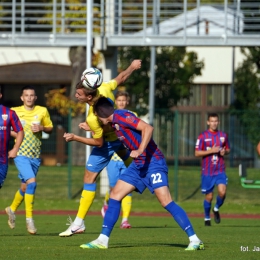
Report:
112,110,164,167
195,129,230,176
0,105,23,164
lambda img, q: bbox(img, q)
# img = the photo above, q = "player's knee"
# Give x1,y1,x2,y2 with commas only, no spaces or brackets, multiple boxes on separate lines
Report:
84,169,98,183
26,182,37,194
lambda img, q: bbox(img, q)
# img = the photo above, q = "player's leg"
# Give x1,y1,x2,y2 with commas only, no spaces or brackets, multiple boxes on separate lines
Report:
201,175,214,226
119,163,132,228
6,182,26,229
80,164,142,249
24,157,40,234
59,140,121,237
147,159,204,251
80,179,135,249
213,174,228,224
0,164,18,229
101,159,120,218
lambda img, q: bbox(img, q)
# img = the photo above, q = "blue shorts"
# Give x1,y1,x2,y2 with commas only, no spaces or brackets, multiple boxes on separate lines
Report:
0,164,8,188
119,158,169,194
14,156,41,182
107,160,126,187
86,139,127,173
201,173,228,194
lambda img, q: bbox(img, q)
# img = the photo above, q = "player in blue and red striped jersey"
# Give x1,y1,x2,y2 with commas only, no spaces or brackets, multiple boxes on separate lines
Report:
195,113,230,226
0,86,24,189
79,97,204,251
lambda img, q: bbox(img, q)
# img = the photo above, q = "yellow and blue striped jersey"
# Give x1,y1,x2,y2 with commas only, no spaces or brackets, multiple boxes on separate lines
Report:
11,105,53,158
87,79,118,142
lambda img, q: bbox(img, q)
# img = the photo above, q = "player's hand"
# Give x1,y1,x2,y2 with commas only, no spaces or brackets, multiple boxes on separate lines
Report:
31,124,43,133
220,147,225,156
79,122,91,131
131,60,142,70
8,147,18,158
63,132,75,142
211,144,220,154
130,149,142,159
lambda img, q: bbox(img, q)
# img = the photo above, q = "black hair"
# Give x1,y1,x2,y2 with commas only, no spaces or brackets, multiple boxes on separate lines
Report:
94,97,115,118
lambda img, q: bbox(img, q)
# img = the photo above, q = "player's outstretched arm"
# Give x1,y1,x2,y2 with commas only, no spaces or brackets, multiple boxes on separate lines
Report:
8,130,24,158
114,59,142,86
63,132,103,147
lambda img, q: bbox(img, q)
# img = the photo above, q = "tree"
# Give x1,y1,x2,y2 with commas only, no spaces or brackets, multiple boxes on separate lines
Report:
231,47,260,145
118,46,204,115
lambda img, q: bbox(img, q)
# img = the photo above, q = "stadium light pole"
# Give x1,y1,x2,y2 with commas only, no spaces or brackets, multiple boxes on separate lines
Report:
148,0,159,126
86,0,93,161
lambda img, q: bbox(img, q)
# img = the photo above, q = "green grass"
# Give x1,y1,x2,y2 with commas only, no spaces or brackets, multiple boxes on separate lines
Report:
0,215,259,260
0,165,259,214
0,165,260,259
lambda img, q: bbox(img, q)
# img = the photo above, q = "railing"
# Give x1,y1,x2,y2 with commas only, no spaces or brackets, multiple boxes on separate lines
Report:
0,1,260,46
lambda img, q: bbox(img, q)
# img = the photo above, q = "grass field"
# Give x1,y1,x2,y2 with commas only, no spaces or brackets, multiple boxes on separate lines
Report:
0,215,259,260
0,165,259,259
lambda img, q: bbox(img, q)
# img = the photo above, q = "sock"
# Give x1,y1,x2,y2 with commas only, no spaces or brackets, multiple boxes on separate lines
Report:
10,189,25,212
204,200,211,219
165,201,195,237
97,234,109,247
25,182,37,218
101,198,121,237
189,234,200,242
74,216,83,226
214,195,225,210
104,190,110,205
77,183,96,219
121,194,132,222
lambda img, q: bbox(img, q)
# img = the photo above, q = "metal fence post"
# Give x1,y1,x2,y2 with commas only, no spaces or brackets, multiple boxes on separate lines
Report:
67,108,72,199
174,110,179,201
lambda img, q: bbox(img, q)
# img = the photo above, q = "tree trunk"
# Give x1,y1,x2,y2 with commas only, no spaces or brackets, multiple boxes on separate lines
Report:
69,46,87,165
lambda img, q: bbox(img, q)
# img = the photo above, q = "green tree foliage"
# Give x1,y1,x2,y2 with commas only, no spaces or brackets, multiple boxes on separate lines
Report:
231,47,260,145
118,46,204,115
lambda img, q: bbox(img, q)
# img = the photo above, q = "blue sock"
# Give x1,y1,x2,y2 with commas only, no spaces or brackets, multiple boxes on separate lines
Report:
215,195,225,210
165,201,195,237
101,198,121,237
26,182,37,195
204,200,211,219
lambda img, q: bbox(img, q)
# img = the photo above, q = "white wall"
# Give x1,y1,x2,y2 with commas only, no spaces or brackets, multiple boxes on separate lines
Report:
187,47,246,84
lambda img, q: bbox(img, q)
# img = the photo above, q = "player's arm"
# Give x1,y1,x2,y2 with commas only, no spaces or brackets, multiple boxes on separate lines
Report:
195,144,220,157
9,130,24,158
257,142,260,156
63,133,103,147
130,119,153,158
113,60,142,86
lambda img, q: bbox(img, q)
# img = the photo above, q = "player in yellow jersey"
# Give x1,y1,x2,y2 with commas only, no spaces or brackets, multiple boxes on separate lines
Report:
5,86,53,235
60,60,141,237
101,91,137,229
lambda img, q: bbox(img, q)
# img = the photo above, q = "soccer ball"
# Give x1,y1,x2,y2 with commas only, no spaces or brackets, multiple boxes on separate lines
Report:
81,67,103,90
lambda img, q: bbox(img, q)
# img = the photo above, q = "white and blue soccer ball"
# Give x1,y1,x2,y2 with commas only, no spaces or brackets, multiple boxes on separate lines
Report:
81,67,103,90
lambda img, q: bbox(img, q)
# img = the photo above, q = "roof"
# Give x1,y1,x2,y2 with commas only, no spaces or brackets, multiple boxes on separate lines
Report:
136,5,243,36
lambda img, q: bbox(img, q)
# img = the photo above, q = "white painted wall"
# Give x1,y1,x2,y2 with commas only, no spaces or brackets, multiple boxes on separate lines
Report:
187,47,246,84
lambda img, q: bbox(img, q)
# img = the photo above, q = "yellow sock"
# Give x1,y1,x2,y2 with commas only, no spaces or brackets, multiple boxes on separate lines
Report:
123,156,133,167
10,190,24,212
77,189,96,219
24,193,34,218
104,190,110,205
122,195,132,219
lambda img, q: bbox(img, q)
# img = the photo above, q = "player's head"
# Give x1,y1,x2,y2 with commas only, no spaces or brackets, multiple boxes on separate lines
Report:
207,113,219,131
115,91,129,110
0,85,2,99
94,97,115,125
21,85,37,108
75,81,98,104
